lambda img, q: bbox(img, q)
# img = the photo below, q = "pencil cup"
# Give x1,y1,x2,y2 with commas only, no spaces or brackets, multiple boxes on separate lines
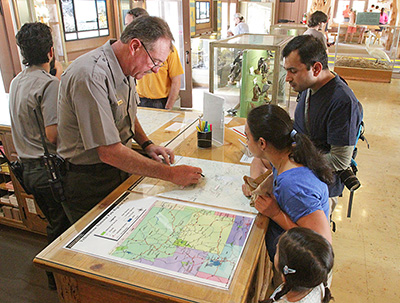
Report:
197,131,212,148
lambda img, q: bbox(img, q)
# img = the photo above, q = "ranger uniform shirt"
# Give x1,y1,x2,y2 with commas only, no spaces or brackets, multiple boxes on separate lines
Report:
9,66,58,158
57,40,139,165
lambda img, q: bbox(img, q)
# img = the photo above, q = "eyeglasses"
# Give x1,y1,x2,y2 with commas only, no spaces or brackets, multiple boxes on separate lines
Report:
141,41,165,73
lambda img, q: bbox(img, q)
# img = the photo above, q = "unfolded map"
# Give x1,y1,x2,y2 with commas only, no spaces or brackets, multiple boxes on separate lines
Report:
132,156,257,214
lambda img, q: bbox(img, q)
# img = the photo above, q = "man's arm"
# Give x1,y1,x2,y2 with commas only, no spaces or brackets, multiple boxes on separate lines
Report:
165,75,181,110
45,124,57,144
97,142,202,186
325,145,354,171
133,117,174,165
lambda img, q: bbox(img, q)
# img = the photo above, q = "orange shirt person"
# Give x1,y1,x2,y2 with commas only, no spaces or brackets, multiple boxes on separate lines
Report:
343,5,351,22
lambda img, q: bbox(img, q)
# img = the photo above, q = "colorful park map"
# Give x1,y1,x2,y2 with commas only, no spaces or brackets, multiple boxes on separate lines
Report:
65,193,255,289
111,199,254,288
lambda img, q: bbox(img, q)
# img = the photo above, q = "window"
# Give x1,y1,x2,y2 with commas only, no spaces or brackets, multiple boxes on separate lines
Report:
195,1,210,24
333,0,368,22
60,0,109,41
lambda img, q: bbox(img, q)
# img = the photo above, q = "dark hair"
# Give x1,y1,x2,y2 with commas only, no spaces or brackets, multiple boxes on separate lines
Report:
120,16,174,51
16,22,53,66
247,104,333,184
126,7,149,18
308,11,328,27
262,227,334,303
282,35,328,70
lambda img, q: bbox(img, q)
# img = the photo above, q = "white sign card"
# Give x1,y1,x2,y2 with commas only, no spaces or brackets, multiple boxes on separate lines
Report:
203,92,225,145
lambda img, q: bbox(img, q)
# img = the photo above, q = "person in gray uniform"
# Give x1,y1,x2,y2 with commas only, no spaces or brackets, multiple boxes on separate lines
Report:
9,22,70,290
57,16,202,224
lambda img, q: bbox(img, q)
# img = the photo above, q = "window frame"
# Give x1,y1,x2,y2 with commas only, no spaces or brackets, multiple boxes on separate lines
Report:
59,0,110,41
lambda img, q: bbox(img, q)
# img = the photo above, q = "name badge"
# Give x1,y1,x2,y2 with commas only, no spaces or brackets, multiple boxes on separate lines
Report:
117,99,124,106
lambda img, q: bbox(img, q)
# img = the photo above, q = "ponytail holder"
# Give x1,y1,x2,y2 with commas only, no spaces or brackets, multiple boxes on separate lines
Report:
283,265,296,275
290,129,297,142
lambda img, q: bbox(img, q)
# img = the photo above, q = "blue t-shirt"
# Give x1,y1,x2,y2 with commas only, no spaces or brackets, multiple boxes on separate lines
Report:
293,75,362,197
266,166,329,260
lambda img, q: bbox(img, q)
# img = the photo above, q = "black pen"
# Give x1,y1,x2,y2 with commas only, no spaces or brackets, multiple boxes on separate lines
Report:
200,173,205,177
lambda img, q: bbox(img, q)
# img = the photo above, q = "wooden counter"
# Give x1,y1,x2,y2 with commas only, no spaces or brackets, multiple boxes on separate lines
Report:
136,107,201,147
34,117,271,303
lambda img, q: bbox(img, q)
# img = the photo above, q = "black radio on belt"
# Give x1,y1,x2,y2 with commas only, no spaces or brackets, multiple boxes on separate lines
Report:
33,105,66,203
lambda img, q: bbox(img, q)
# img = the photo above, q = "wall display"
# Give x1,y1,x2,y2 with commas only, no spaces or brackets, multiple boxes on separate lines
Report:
65,191,256,290
209,34,292,117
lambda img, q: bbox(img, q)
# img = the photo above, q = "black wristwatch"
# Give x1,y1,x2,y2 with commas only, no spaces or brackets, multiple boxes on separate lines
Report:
141,140,154,150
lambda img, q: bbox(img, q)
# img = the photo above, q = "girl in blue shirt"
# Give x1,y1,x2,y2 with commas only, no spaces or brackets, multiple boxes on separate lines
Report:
245,104,333,260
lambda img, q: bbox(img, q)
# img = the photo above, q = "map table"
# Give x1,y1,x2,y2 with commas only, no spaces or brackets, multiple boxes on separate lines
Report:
65,192,256,290
34,117,270,303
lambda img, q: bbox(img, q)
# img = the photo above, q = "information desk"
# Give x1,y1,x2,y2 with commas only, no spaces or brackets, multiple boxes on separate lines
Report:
34,117,270,303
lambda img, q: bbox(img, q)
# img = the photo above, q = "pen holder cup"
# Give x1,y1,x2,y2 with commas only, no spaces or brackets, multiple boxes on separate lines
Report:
197,131,212,148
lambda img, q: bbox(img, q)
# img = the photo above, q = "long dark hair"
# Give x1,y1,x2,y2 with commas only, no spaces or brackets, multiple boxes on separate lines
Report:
247,104,333,184
261,227,334,303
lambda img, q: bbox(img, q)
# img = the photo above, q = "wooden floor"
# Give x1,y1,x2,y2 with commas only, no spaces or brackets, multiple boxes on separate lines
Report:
0,225,58,303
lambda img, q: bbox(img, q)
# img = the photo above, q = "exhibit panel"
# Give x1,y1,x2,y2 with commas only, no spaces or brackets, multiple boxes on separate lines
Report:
333,24,400,83
209,34,292,117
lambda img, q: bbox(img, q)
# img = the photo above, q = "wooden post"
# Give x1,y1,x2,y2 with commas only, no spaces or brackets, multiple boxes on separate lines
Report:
386,0,399,58
309,0,331,15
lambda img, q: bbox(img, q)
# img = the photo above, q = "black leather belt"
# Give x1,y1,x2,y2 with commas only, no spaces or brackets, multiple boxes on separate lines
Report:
65,161,115,173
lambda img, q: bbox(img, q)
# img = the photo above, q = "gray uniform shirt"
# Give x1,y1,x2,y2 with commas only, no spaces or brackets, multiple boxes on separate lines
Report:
9,66,58,158
57,40,138,165
304,28,328,50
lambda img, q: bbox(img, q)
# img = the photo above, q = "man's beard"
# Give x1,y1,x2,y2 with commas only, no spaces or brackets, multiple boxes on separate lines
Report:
50,56,55,71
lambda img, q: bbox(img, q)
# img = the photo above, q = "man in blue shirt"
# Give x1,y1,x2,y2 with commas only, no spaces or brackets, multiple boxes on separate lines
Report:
283,35,362,213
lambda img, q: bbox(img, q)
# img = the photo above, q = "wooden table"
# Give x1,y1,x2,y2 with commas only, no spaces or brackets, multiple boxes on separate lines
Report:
34,117,270,303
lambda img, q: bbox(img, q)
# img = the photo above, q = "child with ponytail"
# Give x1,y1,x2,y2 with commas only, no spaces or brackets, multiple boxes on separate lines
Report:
262,227,334,303
244,104,333,261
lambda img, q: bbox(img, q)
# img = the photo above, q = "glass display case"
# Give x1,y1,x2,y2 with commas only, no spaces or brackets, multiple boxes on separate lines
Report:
270,24,307,36
209,34,293,117
333,24,400,83
191,36,215,87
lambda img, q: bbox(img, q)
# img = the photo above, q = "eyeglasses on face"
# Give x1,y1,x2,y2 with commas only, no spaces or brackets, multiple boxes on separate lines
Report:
140,41,165,73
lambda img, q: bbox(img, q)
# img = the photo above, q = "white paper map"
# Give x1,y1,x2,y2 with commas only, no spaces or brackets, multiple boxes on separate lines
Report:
133,156,257,214
65,193,255,289
136,109,179,135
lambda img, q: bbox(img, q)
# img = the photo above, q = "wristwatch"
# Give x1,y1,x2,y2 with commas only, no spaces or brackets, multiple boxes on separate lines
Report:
141,140,154,150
